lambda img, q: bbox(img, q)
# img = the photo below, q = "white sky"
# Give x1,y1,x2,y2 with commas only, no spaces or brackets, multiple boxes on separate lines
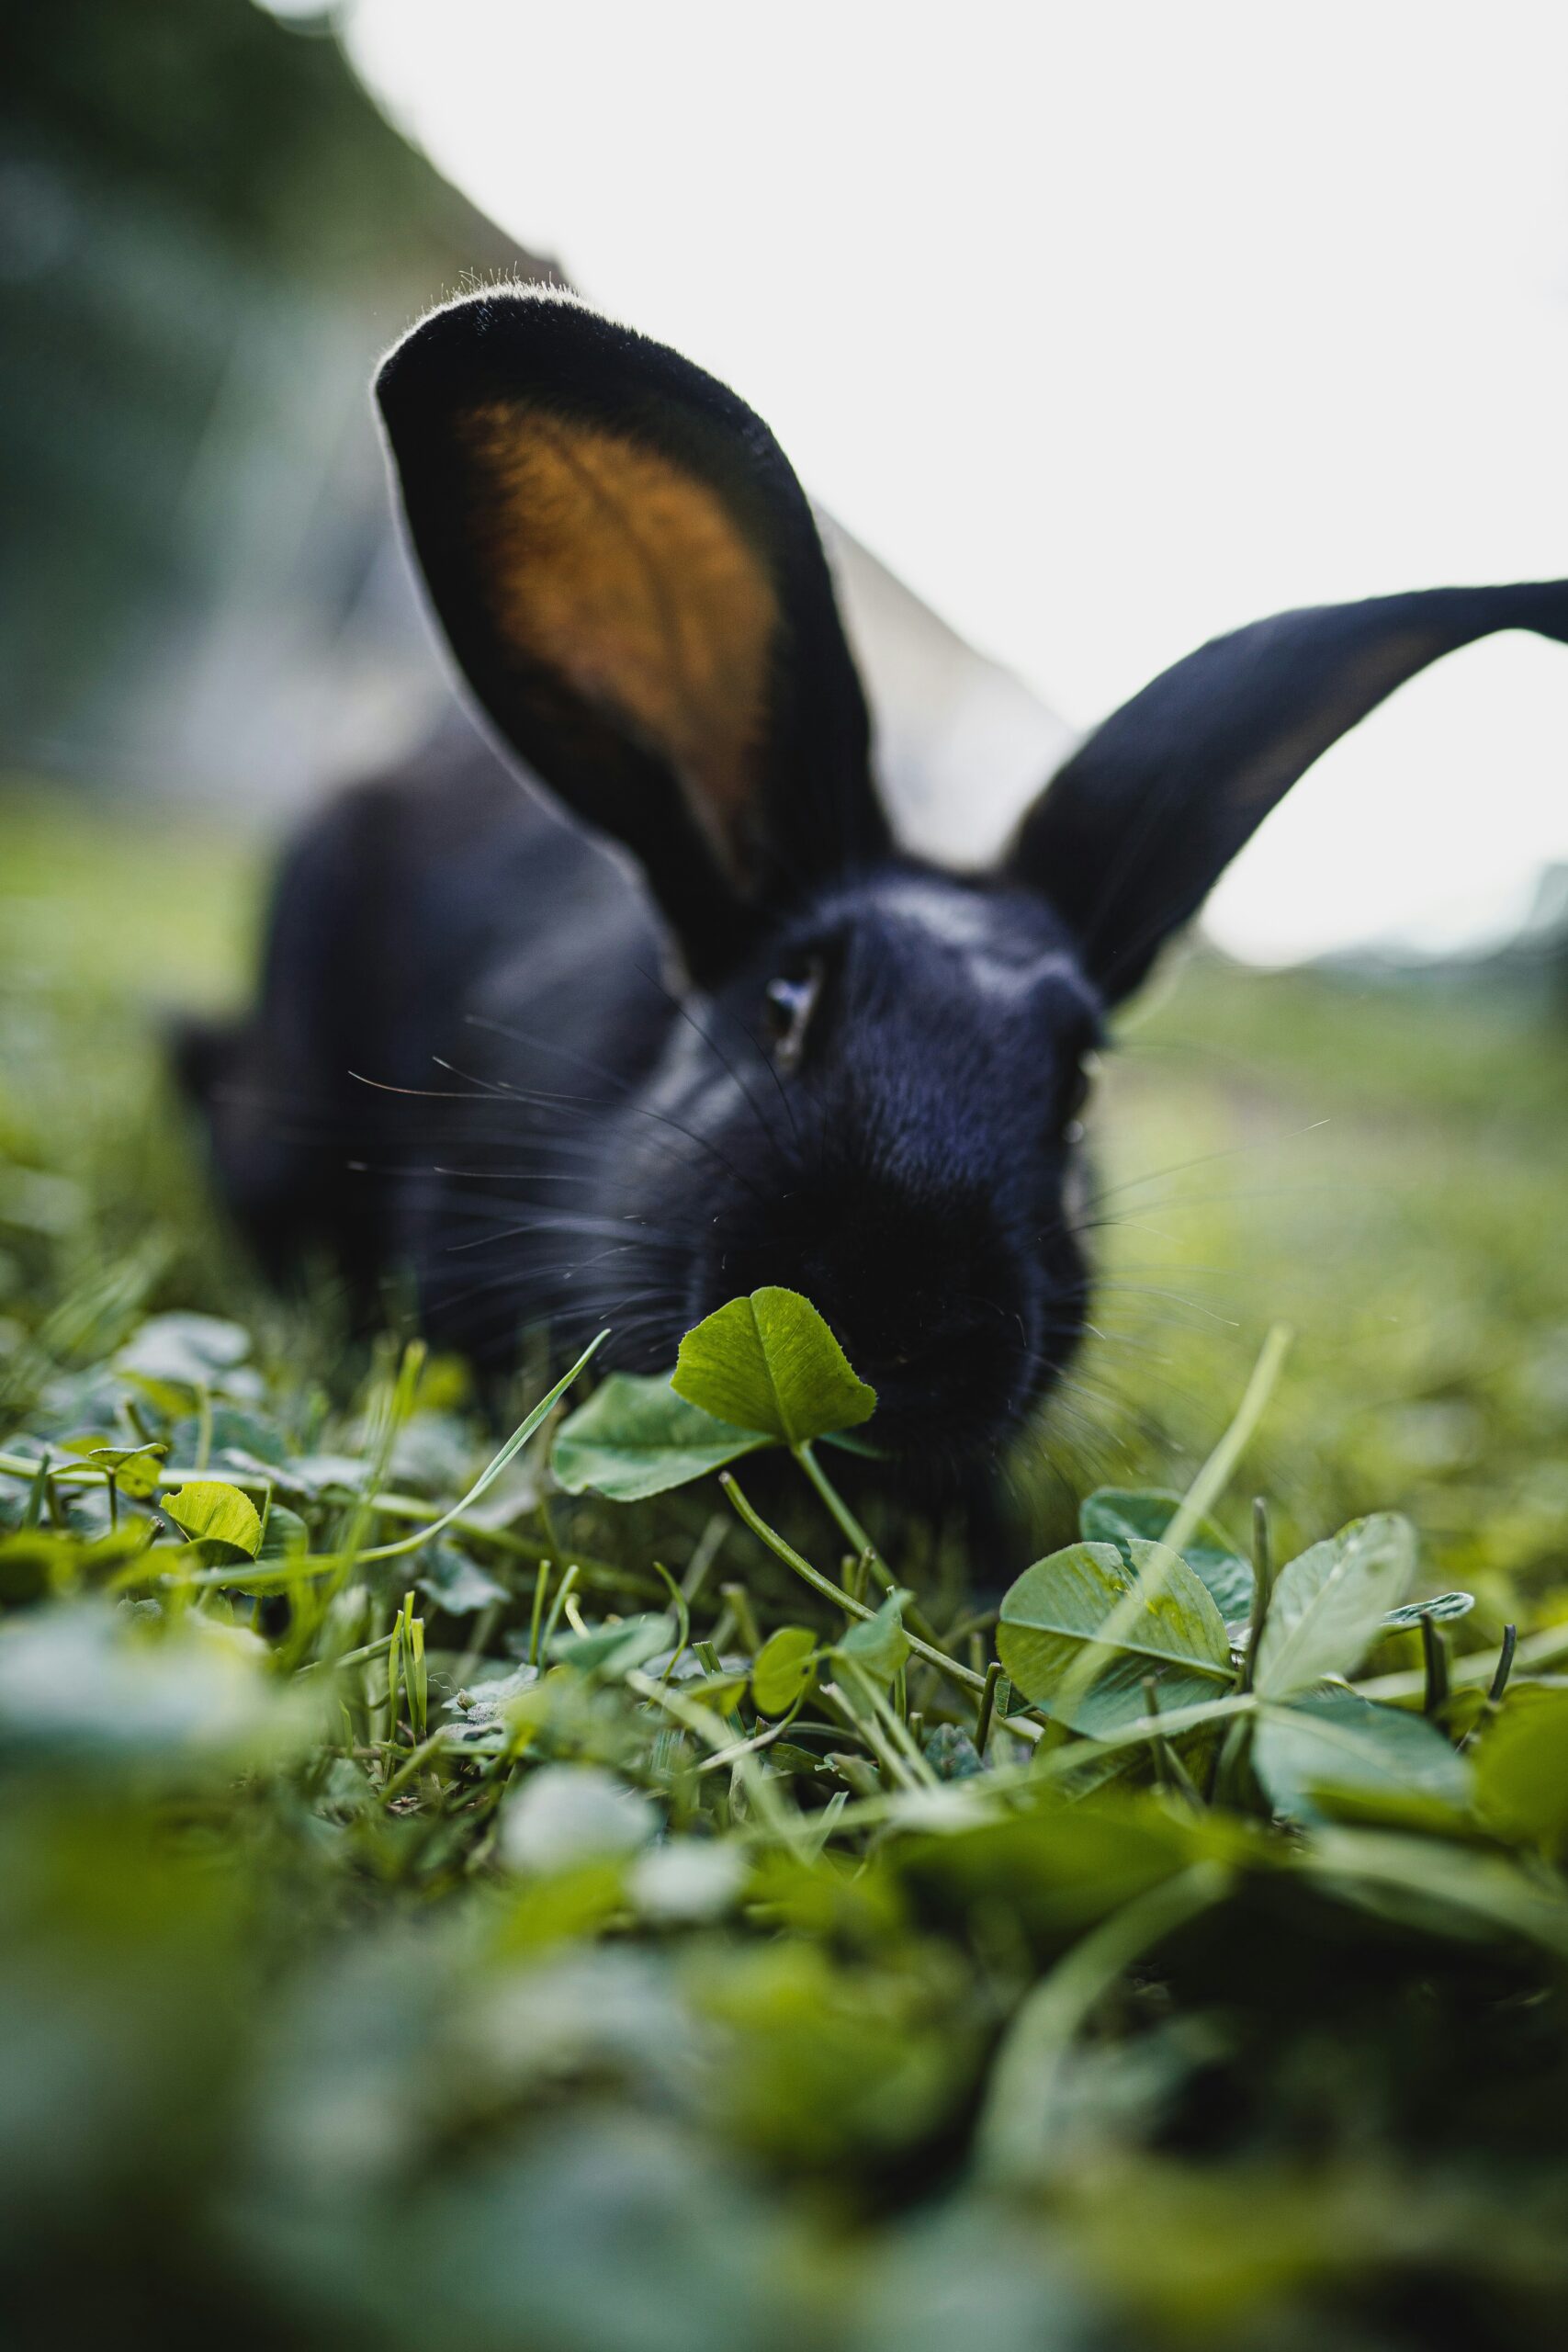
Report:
332,0,1568,963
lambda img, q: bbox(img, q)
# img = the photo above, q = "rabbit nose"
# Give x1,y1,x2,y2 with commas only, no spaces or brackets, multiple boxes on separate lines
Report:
690,1195,1039,1446
825,1304,1033,1452
845,1310,1015,1389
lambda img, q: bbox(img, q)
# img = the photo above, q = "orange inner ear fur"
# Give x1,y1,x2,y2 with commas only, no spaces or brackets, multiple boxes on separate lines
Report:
463,401,778,883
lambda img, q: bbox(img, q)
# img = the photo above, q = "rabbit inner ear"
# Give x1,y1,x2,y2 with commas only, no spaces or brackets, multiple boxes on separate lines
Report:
462,400,778,890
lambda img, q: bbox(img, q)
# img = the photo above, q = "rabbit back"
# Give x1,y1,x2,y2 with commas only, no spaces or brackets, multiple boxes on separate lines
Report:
178,721,668,1328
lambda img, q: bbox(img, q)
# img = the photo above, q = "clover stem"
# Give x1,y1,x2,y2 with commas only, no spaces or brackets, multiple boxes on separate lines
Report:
793,1442,893,1591
536,1563,579,1664
720,1579,761,1657
795,1441,950,1648
720,1474,993,1704
526,1560,551,1668
975,1659,1003,1756
1488,1623,1518,1705
22,1454,49,1532
1420,1610,1451,1722
1239,1495,1274,1694
1461,1623,1518,1753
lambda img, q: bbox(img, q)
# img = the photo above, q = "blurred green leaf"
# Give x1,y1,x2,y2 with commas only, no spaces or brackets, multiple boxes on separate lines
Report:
257,1500,309,1563
1305,1825,1568,1958
1254,1515,1416,1698
1473,1690,1568,1850
672,1288,875,1443
923,1723,985,1780
0,1603,308,1772
692,1939,973,2167
412,1538,503,1613
161,1480,262,1557
897,1795,1260,1945
1382,1590,1475,1630
998,1541,1231,1731
109,1450,167,1500
552,1371,767,1498
686,1670,748,1713
1080,1487,1254,1619
0,1524,153,1605
115,1311,251,1391
752,1625,817,1715
548,1612,677,1679
61,1435,167,1498
1254,1690,1472,1823
0,1160,83,1237
836,1590,911,1689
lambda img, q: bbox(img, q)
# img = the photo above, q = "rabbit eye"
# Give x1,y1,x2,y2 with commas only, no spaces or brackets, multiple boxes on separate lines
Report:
762,960,824,1072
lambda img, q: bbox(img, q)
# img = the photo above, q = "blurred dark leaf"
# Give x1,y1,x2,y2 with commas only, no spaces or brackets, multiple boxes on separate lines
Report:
414,1538,504,1615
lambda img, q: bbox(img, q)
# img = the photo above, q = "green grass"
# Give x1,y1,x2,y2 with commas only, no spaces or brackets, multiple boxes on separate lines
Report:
6,783,1568,2350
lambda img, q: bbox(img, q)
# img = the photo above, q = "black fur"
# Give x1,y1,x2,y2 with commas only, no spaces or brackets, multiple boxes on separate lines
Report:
1011,581,1568,1001
375,289,887,978
183,288,1568,1482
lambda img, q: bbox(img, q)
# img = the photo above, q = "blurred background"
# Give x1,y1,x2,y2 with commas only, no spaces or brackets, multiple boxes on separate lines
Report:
2,0,539,811
6,0,1568,967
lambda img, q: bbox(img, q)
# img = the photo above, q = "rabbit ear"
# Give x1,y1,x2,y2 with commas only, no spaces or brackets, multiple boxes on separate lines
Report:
377,289,887,976
1009,581,1568,1001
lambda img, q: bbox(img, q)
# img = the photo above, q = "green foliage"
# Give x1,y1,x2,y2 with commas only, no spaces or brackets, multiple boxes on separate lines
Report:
62,1433,167,1498
672,1286,877,1443
1253,1514,1416,1696
553,1370,767,1498
1252,1689,1472,1823
9,806,1568,2346
161,1478,262,1555
837,1589,912,1686
1382,1589,1475,1629
558,1292,876,1504
2,1300,1567,2349
751,1625,818,1715
998,1539,1232,1729
1473,1690,1568,1852
1080,1486,1254,1618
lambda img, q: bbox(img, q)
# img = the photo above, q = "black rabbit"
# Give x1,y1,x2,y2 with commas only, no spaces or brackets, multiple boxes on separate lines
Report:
182,287,1568,1478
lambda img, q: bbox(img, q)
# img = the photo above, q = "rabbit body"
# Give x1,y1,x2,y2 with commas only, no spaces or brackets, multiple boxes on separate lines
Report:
184,288,1568,1476
196,717,1098,1471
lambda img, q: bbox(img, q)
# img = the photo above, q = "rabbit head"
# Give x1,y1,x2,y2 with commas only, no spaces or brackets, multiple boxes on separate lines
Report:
377,288,1568,1465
